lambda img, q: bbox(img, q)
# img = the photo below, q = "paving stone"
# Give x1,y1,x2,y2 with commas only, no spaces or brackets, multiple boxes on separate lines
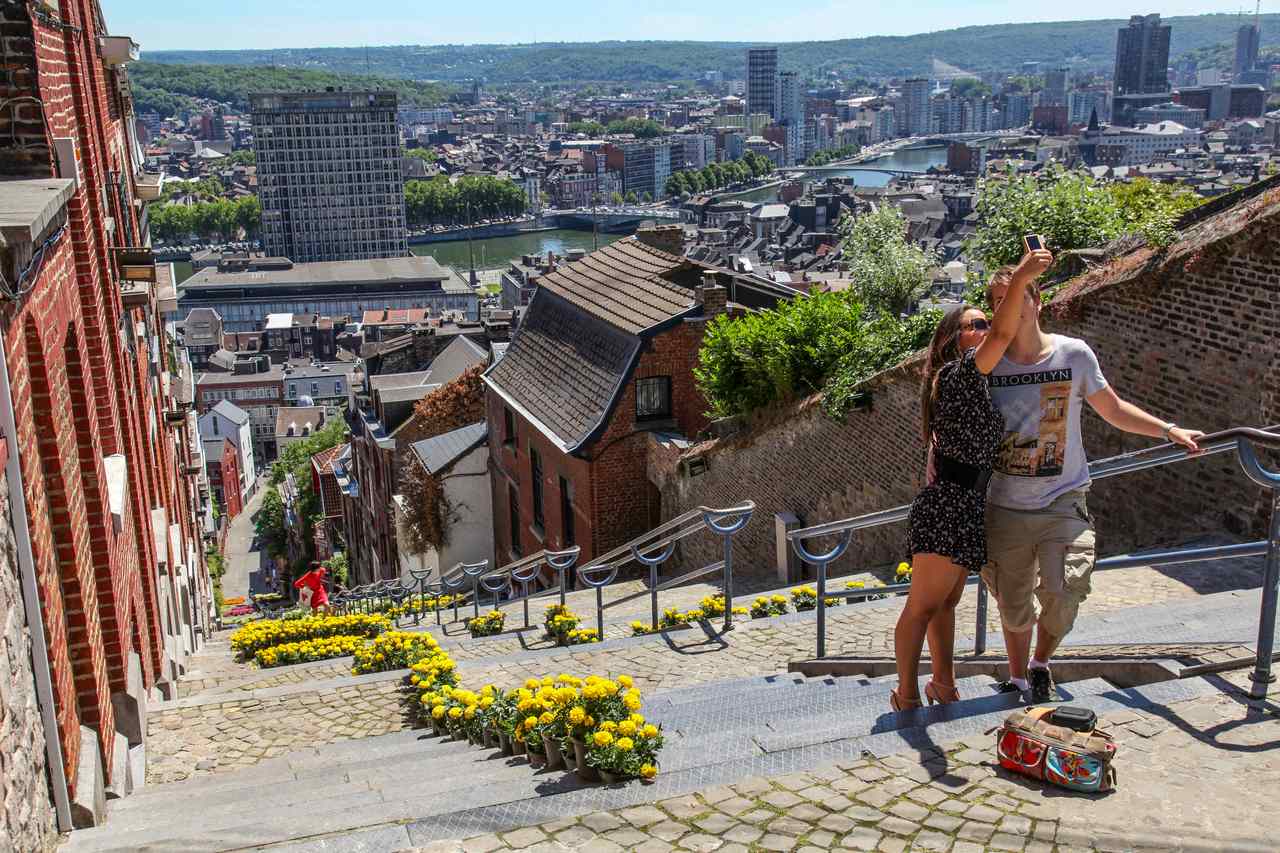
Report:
677,832,724,852
988,832,1026,851
906,786,949,806
853,766,891,782
648,821,689,843
738,808,776,825
581,812,625,833
999,815,1032,835
755,834,797,852
699,785,735,805
887,800,929,822
661,795,708,821
876,816,920,837
619,805,667,828
500,827,548,848
634,841,675,853
761,790,804,809
807,830,837,848
818,814,856,833
986,794,1022,811
731,776,774,796
912,831,953,852
838,826,882,851
461,835,504,853
1031,821,1056,841
957,821,995,843
692,813,737,835
855,787,895,809
722,825,764,845
844,805,886,824
963,804,1002,823
551,826,597,846
602,827,650,847
788,803,827,822
874,838,908,853
952,843,985,853
766,816,811,837
935,798,967,814
715,796,756,816
576,840,625,853
1022,841,1053,853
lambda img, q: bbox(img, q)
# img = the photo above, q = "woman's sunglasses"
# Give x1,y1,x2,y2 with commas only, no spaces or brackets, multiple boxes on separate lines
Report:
964,318,991,332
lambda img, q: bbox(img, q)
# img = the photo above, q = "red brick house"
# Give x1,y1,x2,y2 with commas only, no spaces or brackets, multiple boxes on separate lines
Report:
1,0,212,836
203,438,244,520
482,238,733,570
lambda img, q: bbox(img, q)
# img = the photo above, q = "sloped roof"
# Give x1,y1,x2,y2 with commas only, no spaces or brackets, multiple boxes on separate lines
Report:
209,399,250,425
311,443,346,475
410,422,488,475
426,335,487,387
535,237,699,335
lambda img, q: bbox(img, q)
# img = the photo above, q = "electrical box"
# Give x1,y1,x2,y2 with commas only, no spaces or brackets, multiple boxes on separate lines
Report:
52,137,83,190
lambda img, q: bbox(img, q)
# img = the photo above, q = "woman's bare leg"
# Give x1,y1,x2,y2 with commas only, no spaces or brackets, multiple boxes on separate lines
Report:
895,553,969,702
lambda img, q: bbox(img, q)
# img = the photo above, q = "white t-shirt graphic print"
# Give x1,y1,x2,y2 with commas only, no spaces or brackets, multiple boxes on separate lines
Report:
986,335,1108,511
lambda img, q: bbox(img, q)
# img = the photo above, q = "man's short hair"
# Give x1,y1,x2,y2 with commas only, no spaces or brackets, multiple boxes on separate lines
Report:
985,265,1039,307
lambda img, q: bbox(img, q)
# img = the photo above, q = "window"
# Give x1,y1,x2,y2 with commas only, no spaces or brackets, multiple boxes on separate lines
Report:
635,376,672,421
311,382,320,397
559,476,575,547
530,449,544,529
503,407,516,446
508,484,521,558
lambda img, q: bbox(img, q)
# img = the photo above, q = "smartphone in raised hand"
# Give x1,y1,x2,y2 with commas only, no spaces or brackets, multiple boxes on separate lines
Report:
1023,234,1045,253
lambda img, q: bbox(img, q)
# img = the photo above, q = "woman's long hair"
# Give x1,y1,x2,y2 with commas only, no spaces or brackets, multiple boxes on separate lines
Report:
920,304,980,443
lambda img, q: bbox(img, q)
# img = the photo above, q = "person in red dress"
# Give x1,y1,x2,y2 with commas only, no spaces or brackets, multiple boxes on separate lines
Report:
293,562,331,613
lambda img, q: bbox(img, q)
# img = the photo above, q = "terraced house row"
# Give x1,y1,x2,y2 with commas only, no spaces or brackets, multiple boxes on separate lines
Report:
1,0,214,846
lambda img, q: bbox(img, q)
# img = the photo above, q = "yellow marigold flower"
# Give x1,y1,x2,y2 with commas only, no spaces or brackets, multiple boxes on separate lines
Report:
629,713,645,725
771,594,787,604
480,697,494,709
615,737,634,752
618,675,634,688
524,716,539,730
584,715,595,728
525,677,540,690
539,711,554,725
601,720,617,733
540,676,554,687
463,706,476,720
640,763,657,780
618,720,636,737
592,730,613,747
448,707,463,719
568,707,586,725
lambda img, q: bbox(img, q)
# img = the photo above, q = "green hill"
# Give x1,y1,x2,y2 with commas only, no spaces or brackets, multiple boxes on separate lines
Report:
129,63,452,117
140,14,1280,84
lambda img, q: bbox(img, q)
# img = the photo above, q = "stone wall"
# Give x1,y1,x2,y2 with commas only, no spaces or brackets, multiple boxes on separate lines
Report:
652,187,1280,585
0,465,59,851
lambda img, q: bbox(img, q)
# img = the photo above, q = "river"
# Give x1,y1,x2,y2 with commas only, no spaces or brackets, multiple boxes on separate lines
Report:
731,145,951,205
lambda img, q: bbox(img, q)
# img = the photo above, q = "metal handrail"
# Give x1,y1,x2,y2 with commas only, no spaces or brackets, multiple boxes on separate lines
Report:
787,426,1280,698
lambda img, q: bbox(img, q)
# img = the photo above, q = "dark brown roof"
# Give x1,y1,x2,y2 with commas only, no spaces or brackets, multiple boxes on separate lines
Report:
484,290,640,453
536,237,699,335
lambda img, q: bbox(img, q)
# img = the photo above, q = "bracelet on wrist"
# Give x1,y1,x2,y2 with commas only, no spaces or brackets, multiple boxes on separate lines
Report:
1162,422,1176,440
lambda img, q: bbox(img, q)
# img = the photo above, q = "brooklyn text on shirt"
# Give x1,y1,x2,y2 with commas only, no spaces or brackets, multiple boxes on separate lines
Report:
989,368,1074,388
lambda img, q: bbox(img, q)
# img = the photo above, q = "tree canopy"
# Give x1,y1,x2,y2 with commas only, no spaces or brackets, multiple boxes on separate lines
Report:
404,175,527,224
839,205,938,317
149,196,260,242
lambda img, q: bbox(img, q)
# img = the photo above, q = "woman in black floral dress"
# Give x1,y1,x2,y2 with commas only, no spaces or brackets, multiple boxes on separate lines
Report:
892,248,1052,712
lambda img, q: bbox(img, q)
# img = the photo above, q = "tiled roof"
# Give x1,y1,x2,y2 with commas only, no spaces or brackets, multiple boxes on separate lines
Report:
311,443,346,475
361,307,433,326
410,422,487,475
484,290,640,453
535,237,699,335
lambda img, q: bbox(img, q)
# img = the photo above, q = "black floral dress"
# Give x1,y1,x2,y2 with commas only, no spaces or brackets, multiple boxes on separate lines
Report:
908,347,1004,572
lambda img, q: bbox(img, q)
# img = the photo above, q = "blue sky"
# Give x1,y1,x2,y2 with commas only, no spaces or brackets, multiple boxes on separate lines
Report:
112,2,1239,52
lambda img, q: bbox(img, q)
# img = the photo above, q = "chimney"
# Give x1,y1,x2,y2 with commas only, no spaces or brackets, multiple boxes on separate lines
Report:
696,271,727,318
635,224,685,256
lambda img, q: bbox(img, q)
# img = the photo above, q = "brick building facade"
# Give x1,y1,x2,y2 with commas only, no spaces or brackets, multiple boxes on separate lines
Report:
651,180,1280,584
204,438,243,520
1,0,211,836
483,239,728,572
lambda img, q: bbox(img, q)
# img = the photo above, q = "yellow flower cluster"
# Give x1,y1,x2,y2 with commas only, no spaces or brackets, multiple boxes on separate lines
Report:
466,609,506,637
353,630,442,675
565,628,600,645
253,634,366,668
631,598,747,635
230,613,389,658
385,594,458,619
543,604,581,643
750,594,789,619
896,561,913,583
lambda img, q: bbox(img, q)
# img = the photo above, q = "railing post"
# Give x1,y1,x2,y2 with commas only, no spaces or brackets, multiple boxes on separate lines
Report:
1251,488,1280,698
702,503,754,632
650,559,659,632
975,581,989,656
789,529,853,660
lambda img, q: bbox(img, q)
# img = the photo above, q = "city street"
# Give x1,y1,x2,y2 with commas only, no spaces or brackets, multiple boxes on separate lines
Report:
221,486,272,601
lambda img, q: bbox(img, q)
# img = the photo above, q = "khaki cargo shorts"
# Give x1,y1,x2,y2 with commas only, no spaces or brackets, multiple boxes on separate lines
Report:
980,489,1097,637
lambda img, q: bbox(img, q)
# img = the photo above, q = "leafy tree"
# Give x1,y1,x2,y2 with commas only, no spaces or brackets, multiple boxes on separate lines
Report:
567,120,605,135
605,117,665,138
322,552,349,587
951,77,993,98
624,191,638,203
609,192,625,205
839,205,938,317
404,175,527,225
255,418,349,571
805,145,860,167
694,289,936,419
404,147,437,163
967,166,1204,271
255,487,286,553
226,150,255,166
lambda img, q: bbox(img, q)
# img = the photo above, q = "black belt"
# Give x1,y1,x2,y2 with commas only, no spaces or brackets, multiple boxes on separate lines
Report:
935,451,993,492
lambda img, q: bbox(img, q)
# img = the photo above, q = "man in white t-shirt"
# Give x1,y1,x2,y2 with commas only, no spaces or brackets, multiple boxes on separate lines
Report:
980,269,1204,702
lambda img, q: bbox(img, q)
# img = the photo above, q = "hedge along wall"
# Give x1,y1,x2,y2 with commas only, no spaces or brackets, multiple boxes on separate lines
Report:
651,187,1280,586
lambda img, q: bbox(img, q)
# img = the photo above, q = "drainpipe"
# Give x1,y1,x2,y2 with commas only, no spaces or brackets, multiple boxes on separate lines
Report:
0,326,74,831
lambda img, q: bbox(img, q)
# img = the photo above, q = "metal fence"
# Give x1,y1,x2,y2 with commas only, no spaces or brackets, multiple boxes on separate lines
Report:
787,426,1280,699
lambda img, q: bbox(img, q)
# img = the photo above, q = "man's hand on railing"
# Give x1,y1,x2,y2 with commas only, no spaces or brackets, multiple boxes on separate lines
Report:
1168,426,1206,454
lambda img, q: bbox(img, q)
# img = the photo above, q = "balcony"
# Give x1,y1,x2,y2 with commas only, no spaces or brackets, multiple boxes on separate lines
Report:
99,36,139,66
134,171,163,202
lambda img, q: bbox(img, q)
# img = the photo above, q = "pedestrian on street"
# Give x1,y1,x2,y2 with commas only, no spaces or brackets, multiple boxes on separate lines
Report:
893,248,1053,712
293,562,331,614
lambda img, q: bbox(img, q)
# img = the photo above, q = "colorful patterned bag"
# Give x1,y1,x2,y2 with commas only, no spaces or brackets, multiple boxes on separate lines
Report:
993,706,1117,793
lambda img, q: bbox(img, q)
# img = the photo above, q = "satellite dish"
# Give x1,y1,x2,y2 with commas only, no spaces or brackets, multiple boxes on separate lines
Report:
299,395,315,407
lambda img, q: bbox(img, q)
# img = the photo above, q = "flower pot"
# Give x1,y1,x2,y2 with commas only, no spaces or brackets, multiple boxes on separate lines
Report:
499,732,513,755
468,730,481,746
570,738,600,782
544,738,566,770
483,727,497,749
599,769,631,785
512,738,526,755
527,747,546,768
430,718,444,736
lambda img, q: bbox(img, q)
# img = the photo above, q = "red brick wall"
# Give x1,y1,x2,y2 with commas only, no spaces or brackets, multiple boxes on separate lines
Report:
653,193,1280,585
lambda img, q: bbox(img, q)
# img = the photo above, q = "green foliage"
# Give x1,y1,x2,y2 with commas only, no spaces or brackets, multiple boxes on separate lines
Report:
226,149,255,166
967,167,1204,270
269,418,348,487
255,487,286,553
694,289,934,420
950,77,993,98
839,205,938,317
254,419,349,564
140,16,1280,83
148,196,260,242
160,177,224,201
821,311,939,420
605,117,665,137
804,145,860,167
322,552,349,587
404,175,527,224
404,147,437,163
566,120,605,135
130,61,451,116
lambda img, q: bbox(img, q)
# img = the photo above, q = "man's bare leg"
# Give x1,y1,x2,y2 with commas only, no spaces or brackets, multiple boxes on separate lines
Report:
1004,624,1033,682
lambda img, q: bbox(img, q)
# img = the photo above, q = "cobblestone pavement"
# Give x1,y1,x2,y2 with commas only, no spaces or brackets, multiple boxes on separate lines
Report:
146,555,1265,783
407,670,1280,853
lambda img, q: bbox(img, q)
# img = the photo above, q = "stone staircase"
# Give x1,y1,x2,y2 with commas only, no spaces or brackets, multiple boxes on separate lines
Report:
63,667,1220,852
